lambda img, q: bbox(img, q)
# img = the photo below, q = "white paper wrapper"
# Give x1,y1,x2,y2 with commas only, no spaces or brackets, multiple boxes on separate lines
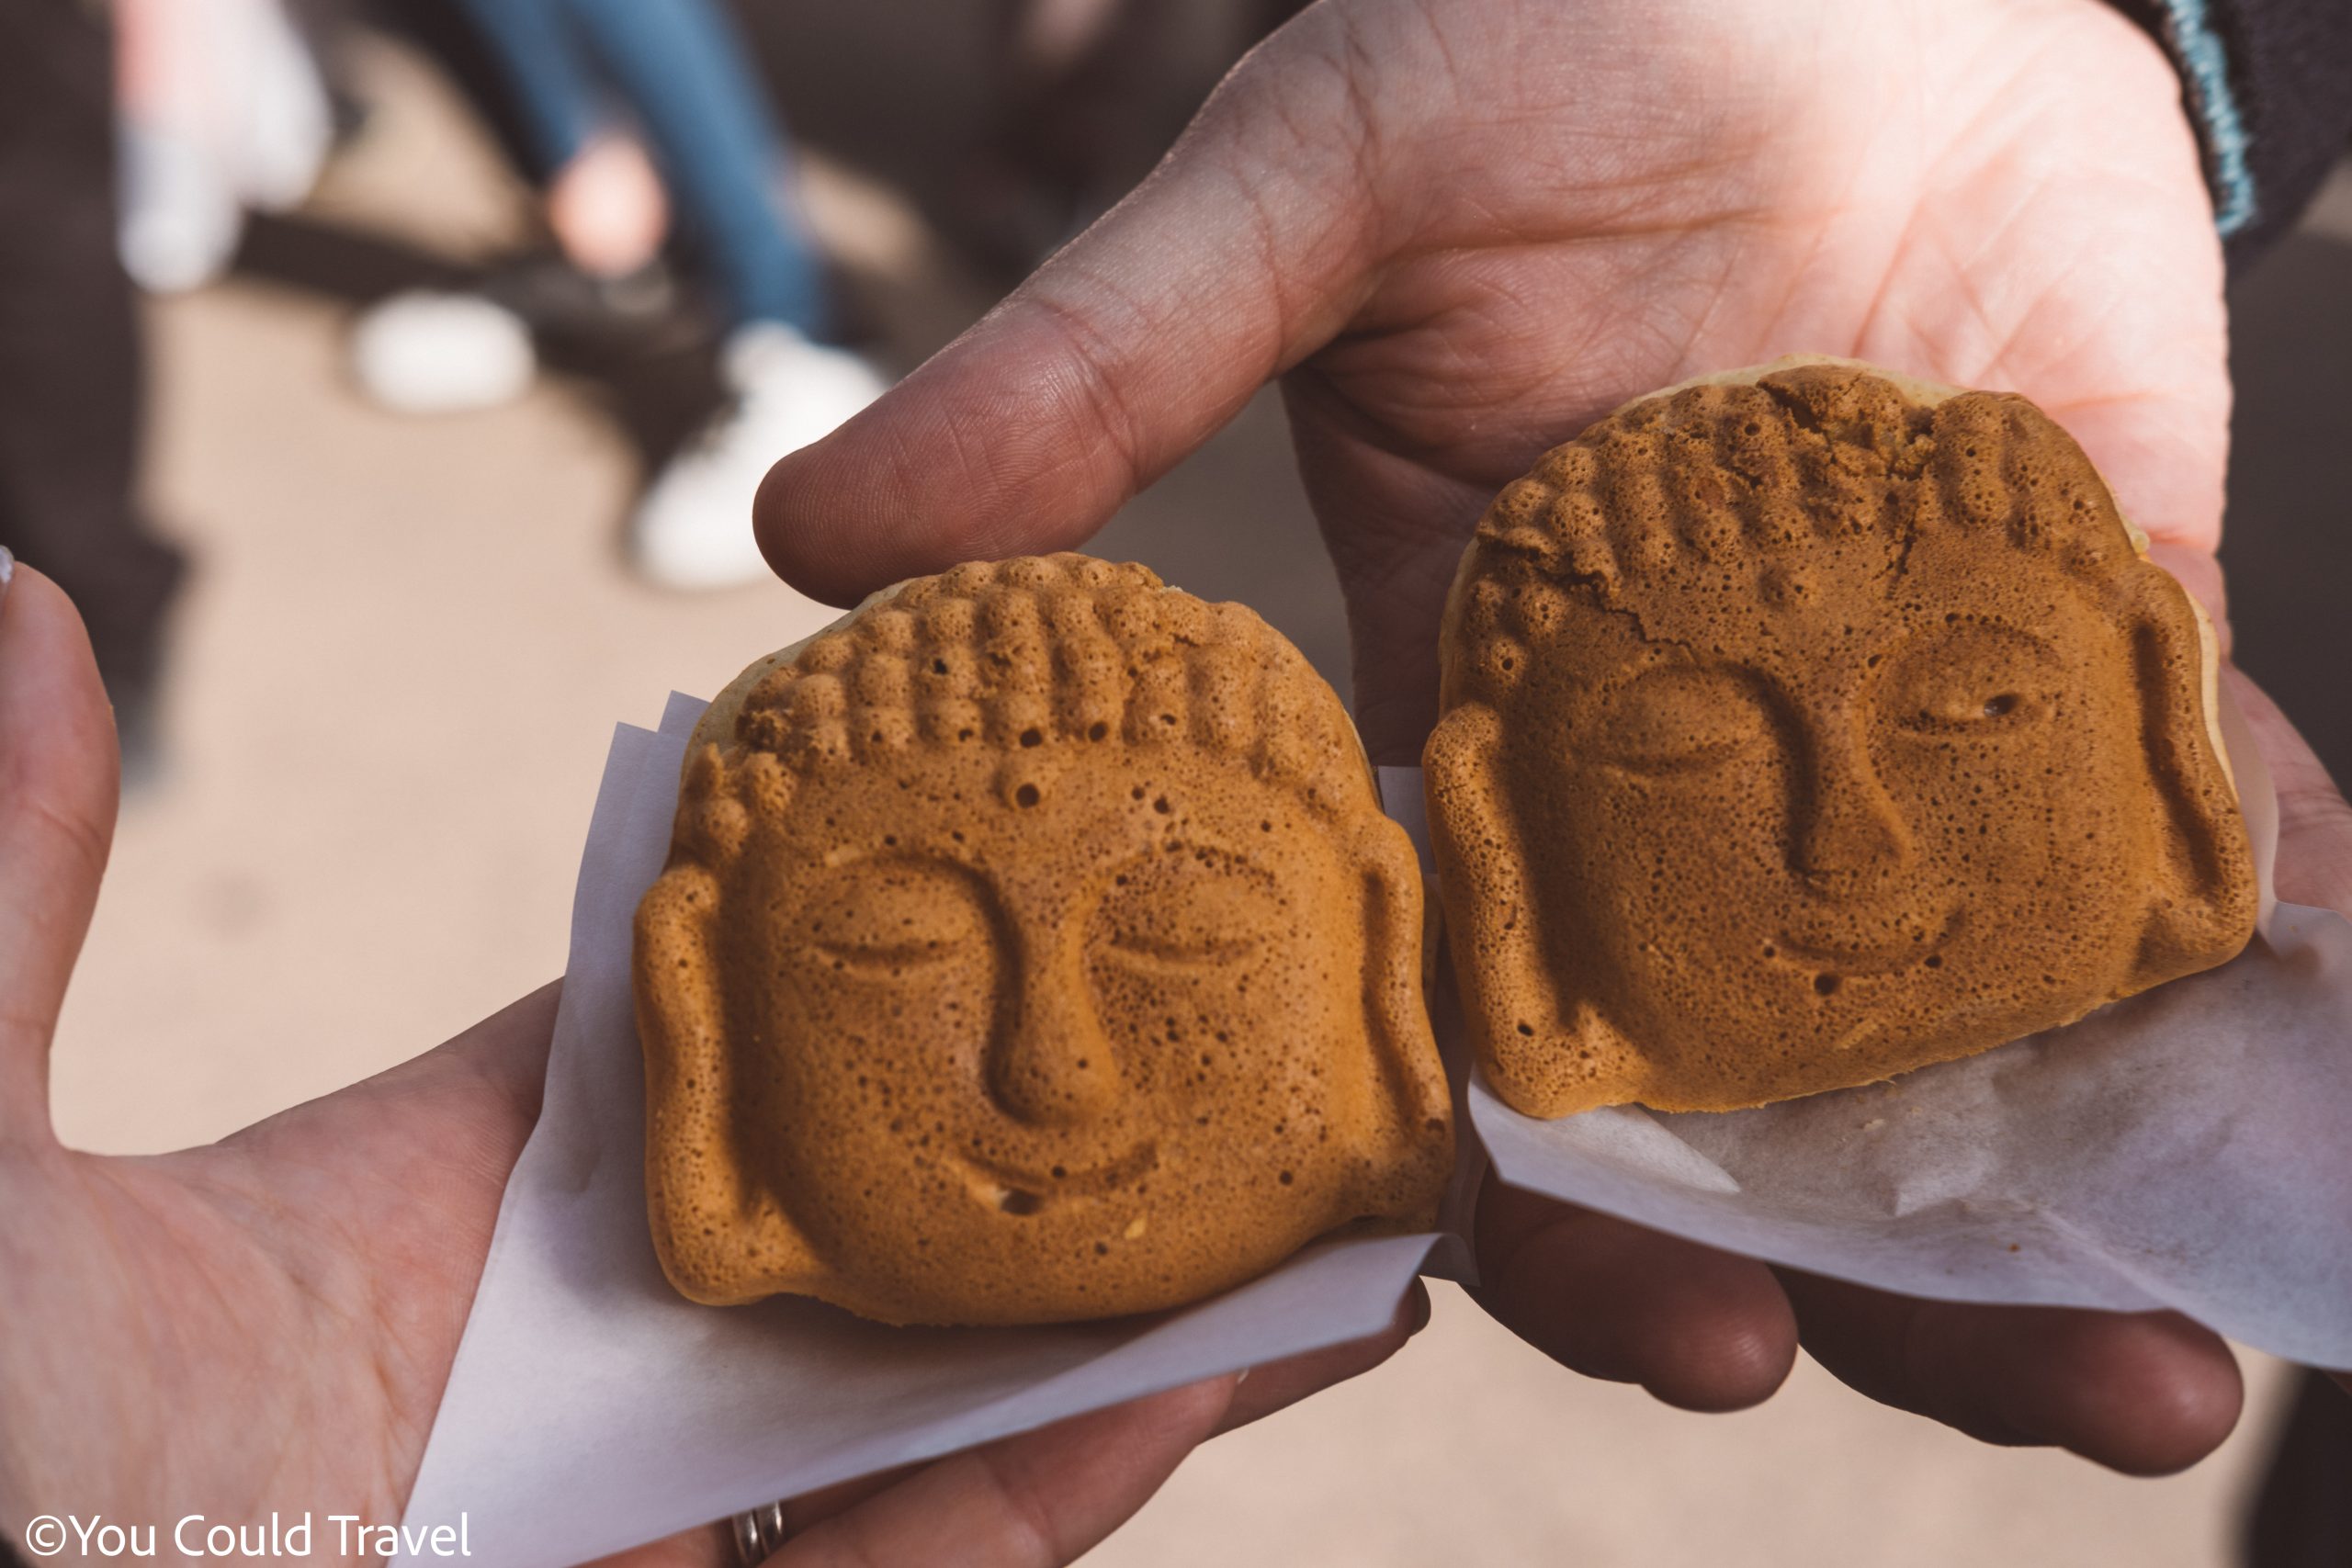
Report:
403,681,2351,1565
1387,687,2352,1370
395,697,1450,1568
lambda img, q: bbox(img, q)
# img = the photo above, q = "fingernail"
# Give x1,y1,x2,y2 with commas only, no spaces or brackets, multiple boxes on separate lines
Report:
0,545,14,604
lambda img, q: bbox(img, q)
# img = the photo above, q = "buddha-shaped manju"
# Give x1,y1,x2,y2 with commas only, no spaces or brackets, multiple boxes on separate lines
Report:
1426,358,2258,1117
637,556,1453,1325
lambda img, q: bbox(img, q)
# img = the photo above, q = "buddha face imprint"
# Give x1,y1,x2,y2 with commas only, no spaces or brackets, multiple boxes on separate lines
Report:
1526,531,2152,1077
740,742,1397,1315
1427,365,2256,1115
638,558,1451,1324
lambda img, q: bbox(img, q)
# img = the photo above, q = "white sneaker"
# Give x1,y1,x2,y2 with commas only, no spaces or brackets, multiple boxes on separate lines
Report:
119,127,243,294
348,291,537,414
229,0,333,213
629,325,889,590
115,0,330,294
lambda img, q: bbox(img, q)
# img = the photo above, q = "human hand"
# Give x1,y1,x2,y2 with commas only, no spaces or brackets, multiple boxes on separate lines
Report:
756,0,2307,1473
548,133,671,280
0,565,1419,1565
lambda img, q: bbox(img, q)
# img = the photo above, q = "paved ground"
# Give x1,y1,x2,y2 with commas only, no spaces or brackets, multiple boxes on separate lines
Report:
43,31,2352,1568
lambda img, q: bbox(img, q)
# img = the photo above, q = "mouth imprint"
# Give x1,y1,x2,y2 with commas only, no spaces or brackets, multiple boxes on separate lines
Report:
1771,911,1962,987
962,1141,1160,1216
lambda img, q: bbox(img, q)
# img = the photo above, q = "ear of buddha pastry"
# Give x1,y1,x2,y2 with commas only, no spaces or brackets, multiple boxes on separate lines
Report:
634,849,828,1307
1351,814,1453,1161
2111,562,2262,987
1423,703,1642,1118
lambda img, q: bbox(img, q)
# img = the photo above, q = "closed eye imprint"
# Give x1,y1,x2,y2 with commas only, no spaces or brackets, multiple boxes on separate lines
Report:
809,934,973,976
1094,847,1285,972
800,854,993,978
1883,620,2062,737
1590,661,1774,774
1102,929,1265,968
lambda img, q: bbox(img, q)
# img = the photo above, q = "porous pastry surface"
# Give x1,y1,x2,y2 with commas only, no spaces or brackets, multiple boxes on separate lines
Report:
1425,357,2258,1118
636,554,1453,1325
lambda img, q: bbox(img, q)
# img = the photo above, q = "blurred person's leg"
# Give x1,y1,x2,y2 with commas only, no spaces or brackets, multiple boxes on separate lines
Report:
438,0,601,176
379,0,682,282
0,1,187,743
346,0,663,414
372,0,571,185
433,0,821,327
115,0,333,292
560,0,828,338
548,0,884,588
368,0,883,585
356,0,729,418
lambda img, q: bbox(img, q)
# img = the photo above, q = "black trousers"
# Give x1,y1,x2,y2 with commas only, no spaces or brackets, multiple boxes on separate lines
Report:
0,0,187,696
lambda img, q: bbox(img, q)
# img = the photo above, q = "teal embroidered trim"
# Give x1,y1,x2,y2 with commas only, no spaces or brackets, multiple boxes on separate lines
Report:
2159,0,2259,236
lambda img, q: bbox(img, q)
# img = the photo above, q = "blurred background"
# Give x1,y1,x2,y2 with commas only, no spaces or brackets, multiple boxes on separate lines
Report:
16,0,2352,1562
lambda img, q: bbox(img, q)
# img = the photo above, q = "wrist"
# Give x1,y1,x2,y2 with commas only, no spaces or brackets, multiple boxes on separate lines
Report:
2096,0,2352,266
2100,0,2256,236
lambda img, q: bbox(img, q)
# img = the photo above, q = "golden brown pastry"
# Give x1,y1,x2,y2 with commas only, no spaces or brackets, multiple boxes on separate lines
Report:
1425,356,2257,1118
636,555,1453,1325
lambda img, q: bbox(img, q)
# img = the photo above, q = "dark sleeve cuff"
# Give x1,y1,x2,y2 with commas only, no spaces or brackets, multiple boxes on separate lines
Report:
2105,0,2352,271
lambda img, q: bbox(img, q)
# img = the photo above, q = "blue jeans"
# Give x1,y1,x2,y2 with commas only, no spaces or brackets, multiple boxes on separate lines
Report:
452,0,830,335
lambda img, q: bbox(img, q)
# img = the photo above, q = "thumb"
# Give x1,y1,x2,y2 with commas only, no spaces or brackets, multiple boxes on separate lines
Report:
0,559,121,1146
753,26,1383,604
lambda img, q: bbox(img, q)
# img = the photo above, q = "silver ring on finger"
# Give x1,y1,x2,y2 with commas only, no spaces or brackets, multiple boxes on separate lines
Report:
731,1499,790,1565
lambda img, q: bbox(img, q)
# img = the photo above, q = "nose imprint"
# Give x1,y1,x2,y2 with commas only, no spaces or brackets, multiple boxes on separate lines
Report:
1794,729,1912,897
986,942,1123,1127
